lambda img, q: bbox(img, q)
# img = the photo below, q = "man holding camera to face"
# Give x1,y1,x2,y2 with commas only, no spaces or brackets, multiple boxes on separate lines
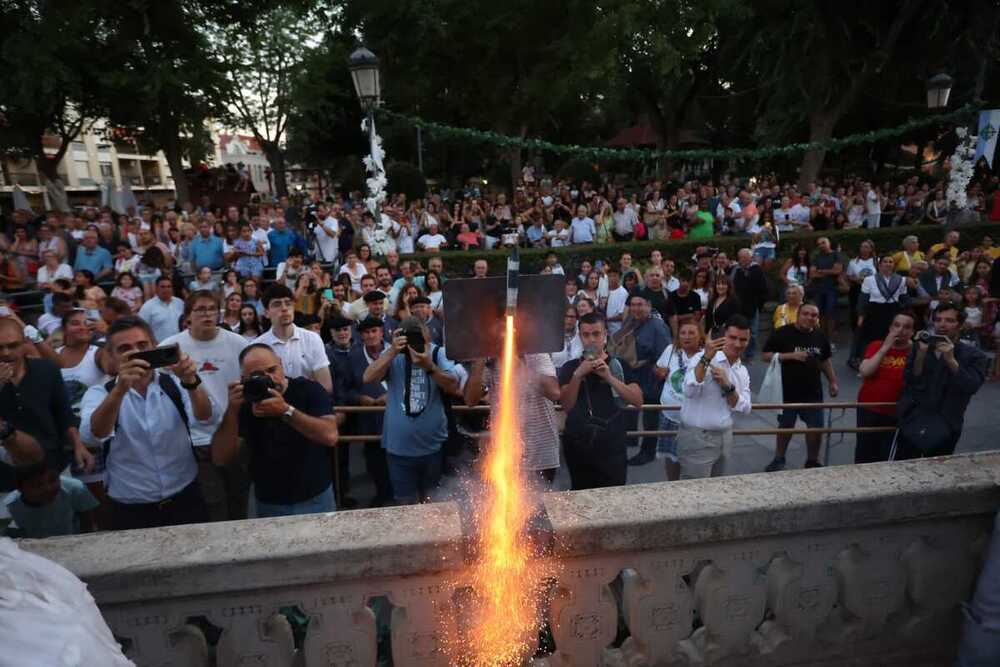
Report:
362,316,460,505
894,303,987,460
80,317,216,530
558,312,644,490
211,343,339,517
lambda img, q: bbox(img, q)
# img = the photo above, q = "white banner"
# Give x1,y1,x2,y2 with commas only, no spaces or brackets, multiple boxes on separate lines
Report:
974,109,999,168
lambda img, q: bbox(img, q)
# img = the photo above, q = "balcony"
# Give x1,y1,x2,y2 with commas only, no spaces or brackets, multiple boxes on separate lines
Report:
19,452,998,667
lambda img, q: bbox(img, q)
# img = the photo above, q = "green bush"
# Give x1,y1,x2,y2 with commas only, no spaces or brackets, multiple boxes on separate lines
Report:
386,161,427,200
408,222,1000,277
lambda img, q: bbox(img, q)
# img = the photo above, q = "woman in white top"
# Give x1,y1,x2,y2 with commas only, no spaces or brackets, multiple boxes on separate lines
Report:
425,270,444,318
846,240,877,363
338,250,368,294
48,310,108,492
692,268,711,310
36,250,73,289
654,322,703,481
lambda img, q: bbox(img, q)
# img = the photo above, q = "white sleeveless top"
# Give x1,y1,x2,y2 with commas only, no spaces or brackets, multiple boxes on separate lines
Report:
57,345,105,387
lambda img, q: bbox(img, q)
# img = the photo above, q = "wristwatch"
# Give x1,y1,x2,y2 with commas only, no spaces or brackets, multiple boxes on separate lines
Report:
281,405,297,422
180,375,202,390
699,355,713,367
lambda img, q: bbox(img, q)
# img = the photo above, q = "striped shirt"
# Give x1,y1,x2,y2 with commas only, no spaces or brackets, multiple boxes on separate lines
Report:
483,354,559,471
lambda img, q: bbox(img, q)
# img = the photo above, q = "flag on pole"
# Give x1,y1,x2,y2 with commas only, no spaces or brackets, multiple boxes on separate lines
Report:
974,109,1000,168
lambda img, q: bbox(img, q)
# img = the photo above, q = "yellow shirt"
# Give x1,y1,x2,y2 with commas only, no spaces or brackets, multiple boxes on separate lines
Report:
981,245,1000,260
891,250,924,273
928,243,959,262
773,303,799,329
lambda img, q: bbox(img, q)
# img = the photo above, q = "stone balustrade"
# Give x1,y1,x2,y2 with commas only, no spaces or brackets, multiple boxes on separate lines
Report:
20,452,1000,666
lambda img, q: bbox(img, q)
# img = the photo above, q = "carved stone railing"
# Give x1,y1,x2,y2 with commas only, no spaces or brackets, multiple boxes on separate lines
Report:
20,452,1000,666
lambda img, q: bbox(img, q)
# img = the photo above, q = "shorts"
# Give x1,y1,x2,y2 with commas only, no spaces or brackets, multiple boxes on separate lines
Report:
777,407,824,429
656,414,681,462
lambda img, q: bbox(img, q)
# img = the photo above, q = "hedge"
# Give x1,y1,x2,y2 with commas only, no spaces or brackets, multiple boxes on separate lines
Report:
407,221,1000,277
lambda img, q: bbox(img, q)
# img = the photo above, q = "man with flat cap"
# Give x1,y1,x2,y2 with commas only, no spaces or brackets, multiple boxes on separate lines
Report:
408,295,443,346
325,313,358,507
357,290,397,344
344,315,393,506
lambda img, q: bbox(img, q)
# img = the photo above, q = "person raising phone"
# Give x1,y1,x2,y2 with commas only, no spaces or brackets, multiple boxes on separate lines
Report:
79,316,216,530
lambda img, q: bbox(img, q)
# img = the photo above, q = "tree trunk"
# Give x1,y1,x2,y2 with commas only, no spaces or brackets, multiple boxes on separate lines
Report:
34,156,70,212
506,125,529,189
162,140,191,208
798,110,839,190
264,145,289,197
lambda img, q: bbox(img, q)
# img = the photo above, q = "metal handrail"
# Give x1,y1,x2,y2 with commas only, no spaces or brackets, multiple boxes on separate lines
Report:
333,401,897,413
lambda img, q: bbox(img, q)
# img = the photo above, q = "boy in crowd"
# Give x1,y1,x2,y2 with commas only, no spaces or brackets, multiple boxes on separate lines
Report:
5,463,98,538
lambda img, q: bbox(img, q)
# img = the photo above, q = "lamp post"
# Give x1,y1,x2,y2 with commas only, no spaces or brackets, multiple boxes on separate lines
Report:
926,72,953,111
349,45,381,149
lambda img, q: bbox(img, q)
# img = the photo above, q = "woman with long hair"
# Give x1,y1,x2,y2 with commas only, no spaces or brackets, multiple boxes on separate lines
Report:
221,269,241,298
293,272,320,316
780,244,811,294
136,245,165,301
394,283,422,320
73,270,105,311
704,273,741,336
424,269,444,317
221,292,243,330
237,304,263,339
692,267,711,310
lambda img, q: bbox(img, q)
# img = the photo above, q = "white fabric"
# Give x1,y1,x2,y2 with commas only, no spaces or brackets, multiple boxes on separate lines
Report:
606,286,630,335
36,263,73,285
483,354,559,471
550,332,582,369
417,233,447,251
57,345,105,387
0,538,135,666
757,355,784,404
338,262,368,293
79,371,217,503
861,273,907,304
37,312,63,337
253,325,329,381
656,344,700,407
161,329,248,446
680,350,751,430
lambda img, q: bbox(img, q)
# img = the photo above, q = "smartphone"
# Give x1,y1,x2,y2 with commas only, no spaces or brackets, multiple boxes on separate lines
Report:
322,288,334,300
131,344,180,369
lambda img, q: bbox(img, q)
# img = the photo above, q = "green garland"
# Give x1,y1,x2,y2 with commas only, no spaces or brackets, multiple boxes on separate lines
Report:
378,104,981,162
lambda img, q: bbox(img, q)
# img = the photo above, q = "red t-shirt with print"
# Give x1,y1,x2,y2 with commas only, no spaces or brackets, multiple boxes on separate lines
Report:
857,341,909,415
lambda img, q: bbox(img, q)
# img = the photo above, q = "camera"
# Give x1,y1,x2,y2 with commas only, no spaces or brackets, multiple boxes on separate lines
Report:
914,330,949,345
397,319,425,354
242,371,276,403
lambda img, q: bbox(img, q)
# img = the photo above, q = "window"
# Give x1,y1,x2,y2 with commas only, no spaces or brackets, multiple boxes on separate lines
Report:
99,163,114,179
75,160,95,185
71,141,86,152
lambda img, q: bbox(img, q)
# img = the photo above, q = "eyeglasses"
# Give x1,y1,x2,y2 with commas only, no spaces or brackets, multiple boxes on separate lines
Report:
191,307,217,315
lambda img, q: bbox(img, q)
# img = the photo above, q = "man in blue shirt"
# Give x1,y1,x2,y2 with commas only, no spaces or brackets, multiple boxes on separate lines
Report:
190,221,225,271
623,293,671,467
267,217,297,266
362,317,460,504
73,230,113,280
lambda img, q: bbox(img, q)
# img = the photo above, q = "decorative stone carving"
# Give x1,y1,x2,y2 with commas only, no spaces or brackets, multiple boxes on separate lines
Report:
549,561,620,667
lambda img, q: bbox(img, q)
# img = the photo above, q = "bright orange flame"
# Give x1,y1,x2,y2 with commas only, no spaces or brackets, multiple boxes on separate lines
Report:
459,314,542,665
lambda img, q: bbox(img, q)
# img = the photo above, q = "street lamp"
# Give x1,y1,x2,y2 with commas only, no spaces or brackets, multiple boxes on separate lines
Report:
349,46,381,111
926,72,953,111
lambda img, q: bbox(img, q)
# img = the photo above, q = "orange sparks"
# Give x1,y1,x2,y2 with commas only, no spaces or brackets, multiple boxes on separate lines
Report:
459,315,544,665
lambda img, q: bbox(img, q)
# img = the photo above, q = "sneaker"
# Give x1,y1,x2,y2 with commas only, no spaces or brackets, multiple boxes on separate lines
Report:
627,451,656,467
764,457,786,472
804,460,824,469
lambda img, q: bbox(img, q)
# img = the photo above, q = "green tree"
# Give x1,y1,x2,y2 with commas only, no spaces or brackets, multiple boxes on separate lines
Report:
212,5,331,197
97,1,233,206
0,1,110,211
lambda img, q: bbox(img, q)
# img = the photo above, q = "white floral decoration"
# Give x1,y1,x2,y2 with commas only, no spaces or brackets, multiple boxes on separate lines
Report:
946,127,977,210
361,117,387,214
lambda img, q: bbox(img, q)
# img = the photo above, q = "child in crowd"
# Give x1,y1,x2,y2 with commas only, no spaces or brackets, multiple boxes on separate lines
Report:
110,271,143,313
4,463,98,539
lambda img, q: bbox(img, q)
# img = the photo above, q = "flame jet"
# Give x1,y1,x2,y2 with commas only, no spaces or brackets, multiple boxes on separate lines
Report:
505,247,520,317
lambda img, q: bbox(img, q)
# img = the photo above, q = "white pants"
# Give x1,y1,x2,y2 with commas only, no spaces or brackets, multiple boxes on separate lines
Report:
676,426,733,479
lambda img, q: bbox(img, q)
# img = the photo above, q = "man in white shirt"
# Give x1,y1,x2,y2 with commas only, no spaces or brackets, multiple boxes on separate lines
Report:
789,197,813,231
605,267,630,335
676,316,752,479
569,205,596,244
79,316,216,529
416,221,447,252
611,198,637,242
137,276,185,343
161,290,249,521
250,215,271,266
314,207,340,263
253,284,332,393
662,259,681,292
864,183,882,229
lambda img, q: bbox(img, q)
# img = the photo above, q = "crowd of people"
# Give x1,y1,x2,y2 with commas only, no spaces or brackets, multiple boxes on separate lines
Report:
0,167,997,539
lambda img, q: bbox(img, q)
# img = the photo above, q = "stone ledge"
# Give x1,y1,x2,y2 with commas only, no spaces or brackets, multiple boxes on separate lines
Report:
18,452,1000,605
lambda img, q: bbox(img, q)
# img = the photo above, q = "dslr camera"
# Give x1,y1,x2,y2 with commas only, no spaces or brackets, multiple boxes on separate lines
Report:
242,371,276,403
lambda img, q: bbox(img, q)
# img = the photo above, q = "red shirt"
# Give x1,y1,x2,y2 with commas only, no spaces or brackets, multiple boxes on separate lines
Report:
857,341,909,415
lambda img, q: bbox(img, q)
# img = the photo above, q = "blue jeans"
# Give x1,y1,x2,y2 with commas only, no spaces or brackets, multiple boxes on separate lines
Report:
958,512,1000,666
254,485,336,518
387,451,442,504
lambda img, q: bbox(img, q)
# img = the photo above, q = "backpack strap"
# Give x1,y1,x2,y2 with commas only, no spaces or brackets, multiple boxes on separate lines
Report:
102,373,193,461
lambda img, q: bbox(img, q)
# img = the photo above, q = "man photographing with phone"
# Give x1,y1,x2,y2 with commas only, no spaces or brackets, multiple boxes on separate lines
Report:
895,303,987,460
211,344,339,517
80,317,216,530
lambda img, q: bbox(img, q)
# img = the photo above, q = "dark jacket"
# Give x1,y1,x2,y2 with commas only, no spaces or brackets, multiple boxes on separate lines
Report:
898,339,987,433
730,264,769,316
918,270,959,299
345,345,387,437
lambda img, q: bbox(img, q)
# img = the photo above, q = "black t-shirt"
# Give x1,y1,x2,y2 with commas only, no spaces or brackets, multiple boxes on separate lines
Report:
557,357,631,445
0,358,73,472
668,289,702,318
239,377,334,504
633,286,673,321
763,324,832,403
